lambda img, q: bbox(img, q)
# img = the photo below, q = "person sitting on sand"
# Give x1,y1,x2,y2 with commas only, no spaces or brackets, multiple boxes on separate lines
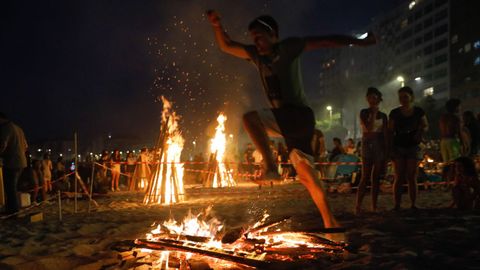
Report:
450,156,480,210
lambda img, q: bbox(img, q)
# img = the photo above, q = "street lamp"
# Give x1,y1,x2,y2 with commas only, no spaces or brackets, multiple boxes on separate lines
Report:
396,76,405,87
414,76,422,82
326,105,333,128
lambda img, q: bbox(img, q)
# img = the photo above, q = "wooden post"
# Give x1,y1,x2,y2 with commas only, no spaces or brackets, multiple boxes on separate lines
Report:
0,164,4,207
144,116,169,204
74,132,78,213
58,190,62,221
88,161,95,213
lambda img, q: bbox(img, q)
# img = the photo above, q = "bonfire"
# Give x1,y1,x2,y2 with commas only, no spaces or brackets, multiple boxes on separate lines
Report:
114,208,347,269
204,113,236,188
144,97,185,205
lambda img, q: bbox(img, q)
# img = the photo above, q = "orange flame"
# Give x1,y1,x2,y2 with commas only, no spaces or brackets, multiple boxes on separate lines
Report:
143,96,184,205
209,113,236,187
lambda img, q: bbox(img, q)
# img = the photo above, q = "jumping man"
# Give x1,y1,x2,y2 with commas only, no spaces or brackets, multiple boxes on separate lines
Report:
206,10,375,228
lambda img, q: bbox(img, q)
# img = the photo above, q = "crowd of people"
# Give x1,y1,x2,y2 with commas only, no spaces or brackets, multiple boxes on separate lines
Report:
2,84,480,218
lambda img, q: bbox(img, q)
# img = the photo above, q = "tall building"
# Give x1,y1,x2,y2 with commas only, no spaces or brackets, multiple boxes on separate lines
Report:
449,0,480,109
313,0,480,138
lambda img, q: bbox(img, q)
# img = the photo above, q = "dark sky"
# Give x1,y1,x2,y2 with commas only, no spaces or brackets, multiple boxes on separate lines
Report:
2,0,398,148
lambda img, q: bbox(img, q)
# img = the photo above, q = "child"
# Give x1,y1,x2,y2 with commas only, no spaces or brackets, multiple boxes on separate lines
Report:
450,157,480,209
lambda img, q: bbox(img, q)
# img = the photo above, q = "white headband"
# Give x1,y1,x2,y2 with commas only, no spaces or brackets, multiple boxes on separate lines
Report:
256,19,273,32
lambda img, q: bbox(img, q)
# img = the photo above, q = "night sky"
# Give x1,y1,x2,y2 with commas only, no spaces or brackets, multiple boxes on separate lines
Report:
2,0,398,149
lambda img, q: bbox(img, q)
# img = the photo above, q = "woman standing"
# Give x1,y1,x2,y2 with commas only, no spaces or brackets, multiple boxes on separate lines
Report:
125,152,137,190
41,153,53,193
388,87,429,210
110,150,122,192
355,87,388,214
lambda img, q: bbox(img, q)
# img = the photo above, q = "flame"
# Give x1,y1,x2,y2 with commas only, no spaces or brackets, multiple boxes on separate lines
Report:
209,113,236,187
141,209,343,267
144,97,185,205
152,207,223,240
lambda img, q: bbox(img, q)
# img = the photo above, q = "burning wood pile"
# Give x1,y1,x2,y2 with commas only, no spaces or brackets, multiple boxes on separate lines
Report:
144,97,185,205
204,113,236,188
113,207,348,269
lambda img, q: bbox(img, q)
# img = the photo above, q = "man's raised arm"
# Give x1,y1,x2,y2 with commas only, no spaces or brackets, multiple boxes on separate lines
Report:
304,32,376,51
206,10,249,59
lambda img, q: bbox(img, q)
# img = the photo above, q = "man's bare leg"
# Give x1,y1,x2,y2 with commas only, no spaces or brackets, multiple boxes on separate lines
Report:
295,159,340,228
243,111,278,175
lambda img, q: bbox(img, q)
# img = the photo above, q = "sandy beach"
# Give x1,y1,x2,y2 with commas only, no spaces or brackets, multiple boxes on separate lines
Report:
1,182,479,269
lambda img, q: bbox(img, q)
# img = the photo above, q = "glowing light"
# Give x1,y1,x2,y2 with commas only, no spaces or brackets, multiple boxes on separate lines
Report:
357,32,368,39
326,105,332,111
144,97,185,205
396,76,405,82
209,113,236,187
409,1,416,10
415,77,422,81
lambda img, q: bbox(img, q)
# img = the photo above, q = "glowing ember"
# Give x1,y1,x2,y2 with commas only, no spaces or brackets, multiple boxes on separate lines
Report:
130,208,347,268
208,113,236,187
144,97,185,205
148,207,223,241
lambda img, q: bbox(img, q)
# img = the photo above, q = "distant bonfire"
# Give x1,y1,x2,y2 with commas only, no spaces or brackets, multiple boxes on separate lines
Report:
144,97,185,205
204,113,236,188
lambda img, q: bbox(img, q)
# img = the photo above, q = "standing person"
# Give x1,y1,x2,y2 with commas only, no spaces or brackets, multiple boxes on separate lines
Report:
312,129,327,178
277,141,291,179
99,150,110,182
355,87,388,214
55,156,66,191
135,148,151,190
32,159,46,203
0,113,28,215
110,149,121,192
206,10,375,228
388,87,428,210
439,98,463,163
462,111,479,157
243,143,255,180
41,153,53,193
125,152,136,190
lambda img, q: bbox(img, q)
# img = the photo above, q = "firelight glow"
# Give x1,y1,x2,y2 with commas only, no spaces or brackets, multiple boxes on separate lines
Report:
209,113,236,187
144,97,185,205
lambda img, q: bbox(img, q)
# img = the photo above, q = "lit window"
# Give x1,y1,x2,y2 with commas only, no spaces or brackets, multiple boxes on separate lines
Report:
409,1,416,10
474,56,480,66
474,41,480,49
465,43,472,52
452,35,458,44
423,87,434,97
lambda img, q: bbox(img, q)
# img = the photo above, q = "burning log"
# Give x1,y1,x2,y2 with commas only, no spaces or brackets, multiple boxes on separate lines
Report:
204,113,236,188
115,209,348,269
134,238,271,268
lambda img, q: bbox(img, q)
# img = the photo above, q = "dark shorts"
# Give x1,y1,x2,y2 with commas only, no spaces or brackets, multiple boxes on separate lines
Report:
256,105,315,155
362,136,386,163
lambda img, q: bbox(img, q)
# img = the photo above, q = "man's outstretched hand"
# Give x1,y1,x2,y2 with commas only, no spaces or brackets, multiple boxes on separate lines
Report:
206,10,221,27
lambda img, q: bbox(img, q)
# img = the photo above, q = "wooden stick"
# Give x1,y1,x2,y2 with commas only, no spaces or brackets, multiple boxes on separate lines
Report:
134,239,270,268
88,160,95,213
58,190,62,221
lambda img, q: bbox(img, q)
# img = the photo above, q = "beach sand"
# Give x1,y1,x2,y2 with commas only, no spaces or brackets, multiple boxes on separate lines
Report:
0,182,479,269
